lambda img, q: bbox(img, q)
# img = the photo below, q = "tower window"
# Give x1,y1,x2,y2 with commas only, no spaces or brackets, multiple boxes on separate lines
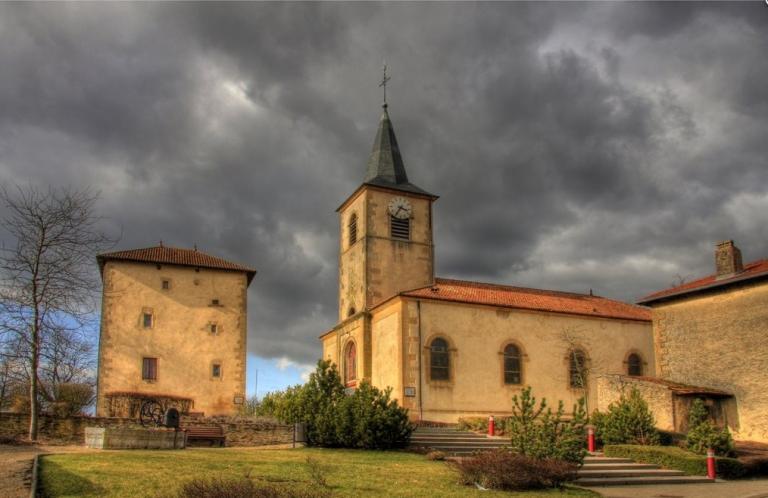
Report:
349,213,358,246
210,323,219,335
344,341,357,386
161,279,170,290
212,363,222,378
142,357,157,381
390,216,410,240
211,299,220,306
142,310,153,329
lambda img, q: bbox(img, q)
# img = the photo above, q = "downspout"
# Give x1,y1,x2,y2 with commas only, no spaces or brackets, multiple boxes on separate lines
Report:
417,300,423,422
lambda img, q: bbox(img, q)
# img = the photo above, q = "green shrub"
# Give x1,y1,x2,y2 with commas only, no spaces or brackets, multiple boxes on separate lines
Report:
334,381,412,449
597,388,660,446
455,450,577,490
604,444,746,479
505,387,587,464
685,398,734,456
457,417,487,433
264,360,412,449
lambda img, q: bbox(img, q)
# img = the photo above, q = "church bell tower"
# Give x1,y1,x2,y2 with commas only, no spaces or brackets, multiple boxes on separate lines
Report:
336,102,438,320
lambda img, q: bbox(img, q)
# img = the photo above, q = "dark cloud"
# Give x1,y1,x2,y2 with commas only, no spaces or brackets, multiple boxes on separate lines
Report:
0,2,766,366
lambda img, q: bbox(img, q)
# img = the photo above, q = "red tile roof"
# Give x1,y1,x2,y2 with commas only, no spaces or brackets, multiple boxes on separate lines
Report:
638,258,768,305
401,278,651,322
97,245,257,284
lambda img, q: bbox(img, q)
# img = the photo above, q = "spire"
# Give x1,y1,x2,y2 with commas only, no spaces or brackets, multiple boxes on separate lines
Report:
364,107,409,185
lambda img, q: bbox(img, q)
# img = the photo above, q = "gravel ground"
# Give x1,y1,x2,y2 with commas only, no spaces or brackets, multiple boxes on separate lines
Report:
0,444,95,498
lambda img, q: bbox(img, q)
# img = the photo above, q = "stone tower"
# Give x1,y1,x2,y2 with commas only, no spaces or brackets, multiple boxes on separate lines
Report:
336,105,438,320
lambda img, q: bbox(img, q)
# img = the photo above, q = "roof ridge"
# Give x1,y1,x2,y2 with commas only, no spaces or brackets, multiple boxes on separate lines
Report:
434,277,609,301
639,256,768,303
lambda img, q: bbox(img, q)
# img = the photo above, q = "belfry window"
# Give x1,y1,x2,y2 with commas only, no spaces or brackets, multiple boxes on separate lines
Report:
627,353,643,376
430,338,450,381
503,344,522,385
349,213,358,246
344,342,357,385
390,216,410,240
569,349,587,389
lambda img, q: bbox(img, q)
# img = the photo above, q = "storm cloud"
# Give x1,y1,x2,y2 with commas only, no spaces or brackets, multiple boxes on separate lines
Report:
0,2,766,366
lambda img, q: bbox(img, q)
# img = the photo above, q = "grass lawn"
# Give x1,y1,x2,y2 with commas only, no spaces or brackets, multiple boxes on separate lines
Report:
39,447,597,497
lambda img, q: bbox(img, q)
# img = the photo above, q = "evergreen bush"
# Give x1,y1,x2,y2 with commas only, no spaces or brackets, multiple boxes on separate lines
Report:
257,360,412,449
505,387,587,464
598,388,660,445
685,398,734,456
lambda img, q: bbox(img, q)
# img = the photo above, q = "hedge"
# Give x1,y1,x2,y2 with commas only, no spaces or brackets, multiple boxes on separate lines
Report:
604,445,745,479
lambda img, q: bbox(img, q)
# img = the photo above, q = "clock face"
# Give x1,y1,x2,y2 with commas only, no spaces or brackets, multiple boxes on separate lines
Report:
388,196,412,220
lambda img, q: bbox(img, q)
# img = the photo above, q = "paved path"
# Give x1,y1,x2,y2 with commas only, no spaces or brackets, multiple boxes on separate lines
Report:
588,479,768,498
0,444,94,498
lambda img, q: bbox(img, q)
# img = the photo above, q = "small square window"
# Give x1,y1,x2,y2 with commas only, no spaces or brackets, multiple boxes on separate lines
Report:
212,364,221,378
211,299,220,306
210,323,218,334
161,279,170,290
142,312,153,329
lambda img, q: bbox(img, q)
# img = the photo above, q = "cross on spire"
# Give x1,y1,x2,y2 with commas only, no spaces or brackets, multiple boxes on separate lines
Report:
379,62,391,108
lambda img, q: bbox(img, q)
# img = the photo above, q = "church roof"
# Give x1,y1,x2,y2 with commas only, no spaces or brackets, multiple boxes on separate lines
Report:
97,245,257,284
637,258,768,305
401,278,651,322
362,106,434,197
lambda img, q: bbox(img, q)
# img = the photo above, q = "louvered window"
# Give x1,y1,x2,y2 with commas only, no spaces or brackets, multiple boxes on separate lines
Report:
349,213,358,246
390,216,410,240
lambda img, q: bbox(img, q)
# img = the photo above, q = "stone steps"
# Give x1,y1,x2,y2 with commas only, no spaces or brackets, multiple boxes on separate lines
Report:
575,455,714,487
408,430,715,487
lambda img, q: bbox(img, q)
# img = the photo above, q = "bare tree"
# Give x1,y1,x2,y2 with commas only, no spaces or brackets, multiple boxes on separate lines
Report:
0,185,114,440
560,326,608,413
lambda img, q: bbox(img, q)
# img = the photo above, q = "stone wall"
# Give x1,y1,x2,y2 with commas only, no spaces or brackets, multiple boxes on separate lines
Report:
652,281,768,442
0,413,293,447
595,375,675,431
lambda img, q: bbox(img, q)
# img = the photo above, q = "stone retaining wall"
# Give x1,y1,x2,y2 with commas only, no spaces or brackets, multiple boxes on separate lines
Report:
0,412,293,447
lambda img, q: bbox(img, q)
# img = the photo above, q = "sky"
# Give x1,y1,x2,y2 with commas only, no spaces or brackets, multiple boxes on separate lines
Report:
0,2,766,395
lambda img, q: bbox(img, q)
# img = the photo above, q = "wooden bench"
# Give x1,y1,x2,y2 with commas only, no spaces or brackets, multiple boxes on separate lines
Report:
184,425,226,447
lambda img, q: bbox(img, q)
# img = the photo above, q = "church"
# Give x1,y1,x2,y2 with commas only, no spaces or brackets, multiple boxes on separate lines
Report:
319,102,655,423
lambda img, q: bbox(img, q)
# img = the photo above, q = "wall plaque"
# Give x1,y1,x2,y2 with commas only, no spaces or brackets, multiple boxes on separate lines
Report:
404,387,416,397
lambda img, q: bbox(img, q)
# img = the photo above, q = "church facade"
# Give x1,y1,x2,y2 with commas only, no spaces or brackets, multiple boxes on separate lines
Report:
320,105,655,422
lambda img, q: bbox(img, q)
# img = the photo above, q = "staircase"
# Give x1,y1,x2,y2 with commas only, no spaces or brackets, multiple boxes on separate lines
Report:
409,427,508,455
409,428,715,486
574,455,714,486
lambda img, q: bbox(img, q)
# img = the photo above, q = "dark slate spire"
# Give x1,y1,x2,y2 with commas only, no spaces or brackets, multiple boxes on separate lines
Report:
362,105,434,197
364,106,408,184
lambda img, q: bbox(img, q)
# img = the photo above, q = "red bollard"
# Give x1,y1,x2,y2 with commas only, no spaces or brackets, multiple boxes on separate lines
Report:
488,415,495,437
587,426,595,453
707,448,716,480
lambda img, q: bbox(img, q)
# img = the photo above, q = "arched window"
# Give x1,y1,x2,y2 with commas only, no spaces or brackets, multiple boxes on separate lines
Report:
348,213,358,246
503,344,522,385
627,353,643,376
569,349,587,388
430,338,450,381
344,341,357,385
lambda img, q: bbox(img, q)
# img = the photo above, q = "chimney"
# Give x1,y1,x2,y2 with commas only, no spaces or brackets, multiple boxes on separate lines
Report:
715,240,743,278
